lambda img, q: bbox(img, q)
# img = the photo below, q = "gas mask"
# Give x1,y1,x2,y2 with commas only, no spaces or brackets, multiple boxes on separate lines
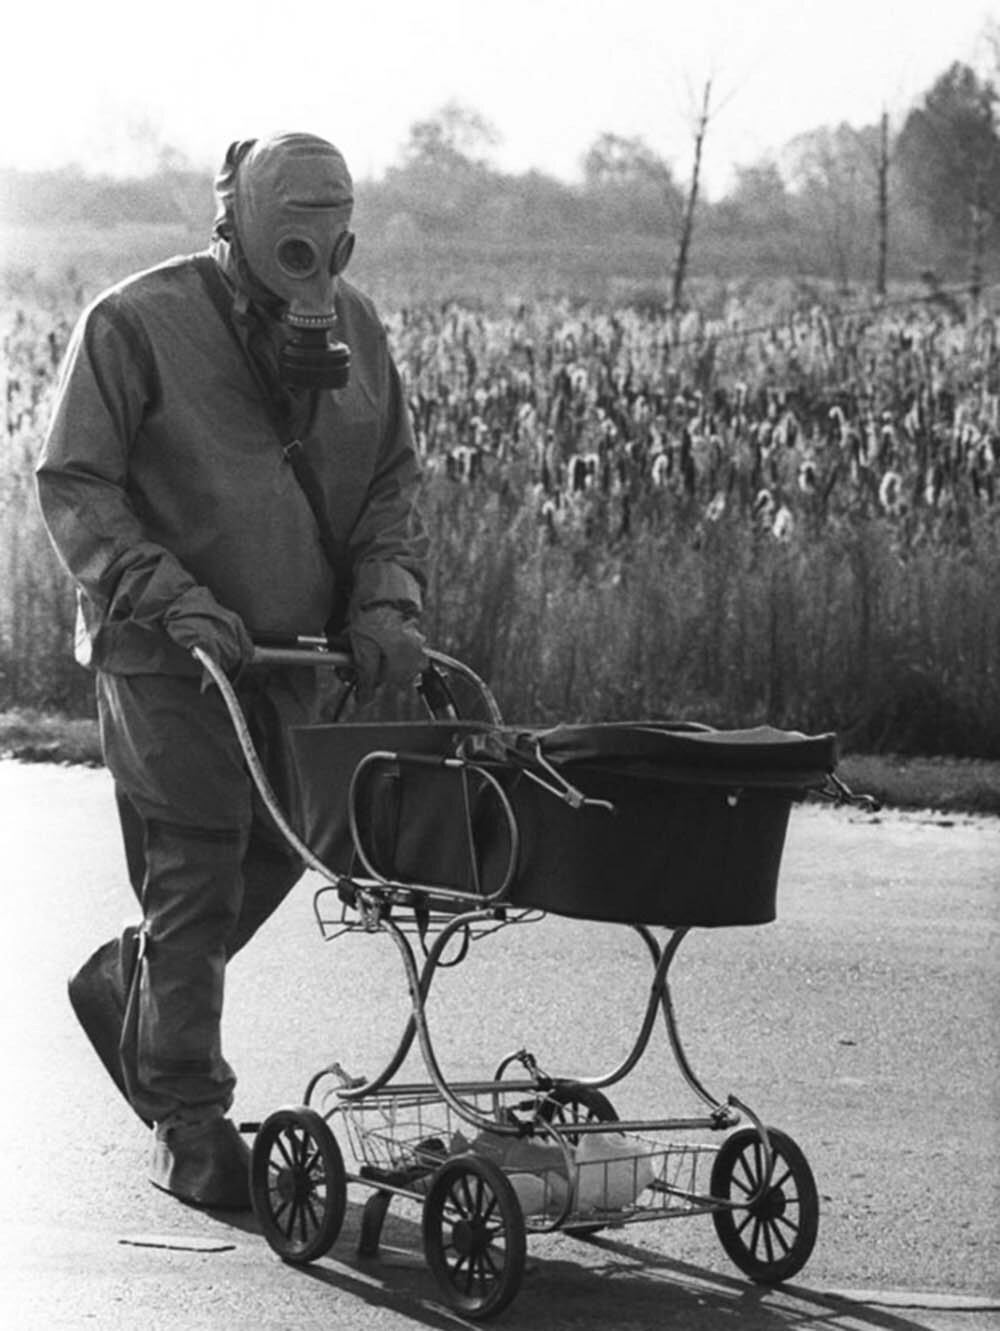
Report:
215,134,356,390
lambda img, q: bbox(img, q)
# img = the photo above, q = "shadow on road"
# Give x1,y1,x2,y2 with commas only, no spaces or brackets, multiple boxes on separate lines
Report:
203,1196,945,1330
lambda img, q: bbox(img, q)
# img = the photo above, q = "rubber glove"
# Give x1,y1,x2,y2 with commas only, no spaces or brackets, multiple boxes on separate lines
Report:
348,602,428,704
163,586,255,675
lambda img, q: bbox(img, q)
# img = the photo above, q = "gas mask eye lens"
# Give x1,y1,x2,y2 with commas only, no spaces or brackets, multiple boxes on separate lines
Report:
276,237,319,277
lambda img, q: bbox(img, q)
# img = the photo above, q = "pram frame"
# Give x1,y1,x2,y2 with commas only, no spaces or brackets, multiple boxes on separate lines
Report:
196,642,855,1318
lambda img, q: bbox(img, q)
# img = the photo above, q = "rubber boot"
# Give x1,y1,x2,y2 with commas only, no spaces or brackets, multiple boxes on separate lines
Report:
149,1117,252,1210
67,928,150,1126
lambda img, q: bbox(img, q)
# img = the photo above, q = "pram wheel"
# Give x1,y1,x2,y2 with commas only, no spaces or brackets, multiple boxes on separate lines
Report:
539,1083,619,1236
251,1106,347,1265
710,1126,819,1283
540,1082,618,1135
422,1154,527,1320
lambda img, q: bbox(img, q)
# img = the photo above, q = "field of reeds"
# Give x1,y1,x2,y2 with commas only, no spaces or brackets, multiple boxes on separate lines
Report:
2,244,998,758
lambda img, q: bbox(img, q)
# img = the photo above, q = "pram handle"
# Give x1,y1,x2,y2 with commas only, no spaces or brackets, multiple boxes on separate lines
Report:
241,637,504,725
251,633,351,670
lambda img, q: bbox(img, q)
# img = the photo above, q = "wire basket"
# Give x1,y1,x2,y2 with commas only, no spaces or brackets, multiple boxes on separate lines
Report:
324,1085,720,1229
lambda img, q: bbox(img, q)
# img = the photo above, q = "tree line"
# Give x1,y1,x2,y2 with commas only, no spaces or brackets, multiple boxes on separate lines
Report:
2,58,998,302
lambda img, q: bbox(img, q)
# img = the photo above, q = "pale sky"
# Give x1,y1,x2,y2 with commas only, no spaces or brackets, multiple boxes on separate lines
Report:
2,0,995,198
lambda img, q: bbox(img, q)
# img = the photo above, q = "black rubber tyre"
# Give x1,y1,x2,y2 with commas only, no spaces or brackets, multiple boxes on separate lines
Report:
539,1082,619,1235
251,1106,347,1264
422,1154,527,1320
710,1126,819,1283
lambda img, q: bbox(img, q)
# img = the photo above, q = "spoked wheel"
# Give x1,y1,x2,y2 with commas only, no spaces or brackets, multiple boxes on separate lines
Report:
251,1106,347,1265
423,1155,527,1320
710,1126,819,1283
539,1082,619,1139
539,1082,619,1235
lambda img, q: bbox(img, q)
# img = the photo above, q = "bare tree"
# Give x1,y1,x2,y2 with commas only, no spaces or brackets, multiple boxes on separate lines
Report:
671,79,713,312
876,111,890,297
968,166,990,302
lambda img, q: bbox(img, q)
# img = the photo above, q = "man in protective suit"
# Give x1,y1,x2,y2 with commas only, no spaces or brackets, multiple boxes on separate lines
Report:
36,132,429,1209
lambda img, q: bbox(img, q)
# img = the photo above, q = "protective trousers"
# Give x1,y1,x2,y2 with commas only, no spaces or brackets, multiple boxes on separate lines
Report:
94,666,316,1125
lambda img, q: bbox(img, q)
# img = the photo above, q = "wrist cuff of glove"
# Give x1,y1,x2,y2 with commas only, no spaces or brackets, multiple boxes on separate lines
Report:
350,561,424,618
353,598,421,622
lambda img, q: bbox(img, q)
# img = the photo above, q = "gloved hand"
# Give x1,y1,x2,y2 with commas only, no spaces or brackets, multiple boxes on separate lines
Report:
348,602,428,705
163,587,254,675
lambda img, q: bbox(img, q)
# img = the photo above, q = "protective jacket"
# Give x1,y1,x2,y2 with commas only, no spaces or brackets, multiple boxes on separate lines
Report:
37,250,428,675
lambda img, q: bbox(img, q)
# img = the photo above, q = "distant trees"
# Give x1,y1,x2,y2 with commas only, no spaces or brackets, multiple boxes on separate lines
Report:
581,131,681,234
383,81,968,301
402,100,502,172
894,62,1000,293
581,132,675,196
722,161,791,233
5,58,1000,297
740,60,1000,294
710,161,793,276
0,163,214,231
477,170,582,244
783,122,884,291
376,101,504,236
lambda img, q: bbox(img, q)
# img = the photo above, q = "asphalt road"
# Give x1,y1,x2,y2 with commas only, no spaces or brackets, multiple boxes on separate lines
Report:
1,759,998,1330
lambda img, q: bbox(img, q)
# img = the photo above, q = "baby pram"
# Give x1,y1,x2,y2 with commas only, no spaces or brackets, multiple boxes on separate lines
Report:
199,642,873,1320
